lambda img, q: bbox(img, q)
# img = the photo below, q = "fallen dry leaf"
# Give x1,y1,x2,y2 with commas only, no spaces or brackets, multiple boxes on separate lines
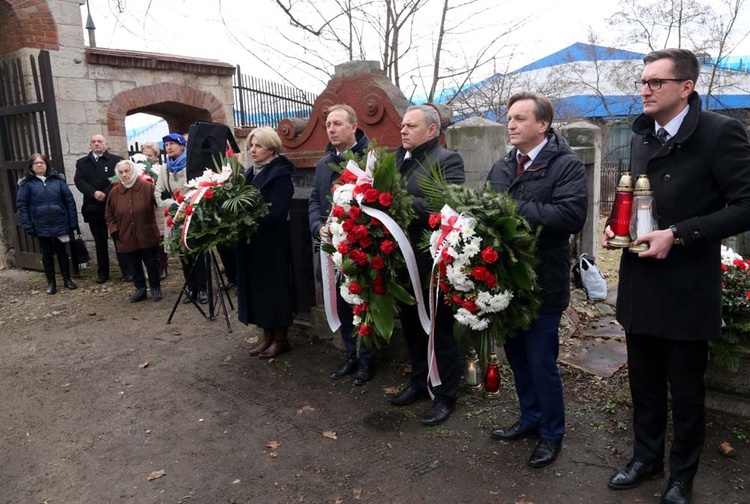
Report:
353,487,362,499
515,499,534,504
383,386,400,395
147,469,166,480
267,440,281,450
139,361,149,369
323,431,338,440
173,330,182,336
145,429,153,434
297,405,315,414
720,440,735,458
334,499,343,504
268,452,278,458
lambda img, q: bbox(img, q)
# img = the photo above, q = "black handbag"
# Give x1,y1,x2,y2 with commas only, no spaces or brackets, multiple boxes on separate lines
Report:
70,232,90,269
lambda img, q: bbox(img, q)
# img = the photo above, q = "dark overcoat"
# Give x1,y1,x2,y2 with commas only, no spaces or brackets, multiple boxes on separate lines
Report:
74,150,123,223
17,170,79,238
237,156,296,328
617,92,750,341
487,129,588,313
104,178,161,253
308,128,370,238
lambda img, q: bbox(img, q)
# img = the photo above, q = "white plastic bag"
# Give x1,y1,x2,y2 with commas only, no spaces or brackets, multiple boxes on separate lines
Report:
578,254,607,301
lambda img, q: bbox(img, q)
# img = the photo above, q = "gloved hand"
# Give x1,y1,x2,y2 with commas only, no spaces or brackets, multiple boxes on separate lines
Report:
161,190,172,201
169,203,179,212
111,231,120,242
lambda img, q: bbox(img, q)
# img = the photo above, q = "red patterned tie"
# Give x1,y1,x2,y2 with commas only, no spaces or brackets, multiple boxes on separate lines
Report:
516,154,530,176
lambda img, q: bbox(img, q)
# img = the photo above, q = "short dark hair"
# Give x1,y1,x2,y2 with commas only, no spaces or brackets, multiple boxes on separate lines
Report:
507,92,554,130
643,48,700,83
27,153,50,173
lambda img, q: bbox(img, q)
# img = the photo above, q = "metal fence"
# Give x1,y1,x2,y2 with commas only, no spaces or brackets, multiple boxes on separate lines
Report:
233,66,316,129
601,159,629,213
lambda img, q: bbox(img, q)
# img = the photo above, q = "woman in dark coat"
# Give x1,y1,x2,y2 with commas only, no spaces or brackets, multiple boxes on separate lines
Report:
17,153,79,294
105,160,163,303
237,127,296,358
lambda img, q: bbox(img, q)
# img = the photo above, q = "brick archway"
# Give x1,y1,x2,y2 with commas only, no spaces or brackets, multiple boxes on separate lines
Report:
0,0,59,54
107,83,228,139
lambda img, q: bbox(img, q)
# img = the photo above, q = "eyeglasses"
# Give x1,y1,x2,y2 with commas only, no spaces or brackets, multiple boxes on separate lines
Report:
635,78,688,91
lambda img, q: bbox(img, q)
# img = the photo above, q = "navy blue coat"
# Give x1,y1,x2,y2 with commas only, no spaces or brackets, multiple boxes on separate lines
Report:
487,129,588,313
17,170,79,238
308,128,370,238
237,156,296,328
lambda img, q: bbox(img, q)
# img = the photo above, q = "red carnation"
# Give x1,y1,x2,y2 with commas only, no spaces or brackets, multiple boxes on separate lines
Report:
332,205,346,219
441,248,454,264
337,242,350,255
226,147,235,158
378,192,393,208
349,206,362,220
358,324,372,336
372,274,385,294
353,302,368,315
471,266,490,281
380,240,396,255
177,194,185,204
173,189,182,198
429,213,442,229
342,219,355,233
350,249,368,266
463,300,478,313
371,256,385,270
164,209,170,217
347,233,359,244
734,258,747,271
166,217,174,228
358,236,372,249
439,281,449,292
747,291,750,300
722,263,728,272
438,261,447,276
353,182,372,196
348,282,363,294
370,217,381,227
354,225,369,240
203,189,214,199
364,188,378,203
185,205,193,216
481,247,499,264
451,294,463,306
486,275,498,289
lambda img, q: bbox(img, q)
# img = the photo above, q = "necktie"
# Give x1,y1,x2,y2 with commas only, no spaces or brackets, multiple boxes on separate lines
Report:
656,128,669,143
93,154,99,162
516,154,530,176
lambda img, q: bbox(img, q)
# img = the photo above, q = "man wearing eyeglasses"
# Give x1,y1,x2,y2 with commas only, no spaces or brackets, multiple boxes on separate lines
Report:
603,49,750,504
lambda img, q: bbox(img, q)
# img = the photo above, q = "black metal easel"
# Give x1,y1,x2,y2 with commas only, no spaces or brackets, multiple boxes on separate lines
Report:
167,249,234,332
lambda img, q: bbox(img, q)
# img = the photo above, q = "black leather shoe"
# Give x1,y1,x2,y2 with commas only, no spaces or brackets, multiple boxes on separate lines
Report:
159,268,167,280
491,421,540,441
608,460,665,490
129,288,147,302
330,358,357,379
124,274,134,282
63,278,77,290
151,287,163,302
46,282,57,295
96,276,109,284
387,385,430,406
660,479,692,504
528,438,562,468
198,290,209,304
421,400,455,426
224,281,236,291
353,360,374,386
183,291,195,304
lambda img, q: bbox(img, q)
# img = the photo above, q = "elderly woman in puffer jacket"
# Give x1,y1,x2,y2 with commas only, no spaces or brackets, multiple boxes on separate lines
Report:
17,153,79,294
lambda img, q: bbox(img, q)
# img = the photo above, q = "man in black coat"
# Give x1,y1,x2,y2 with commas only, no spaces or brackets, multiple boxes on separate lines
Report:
308,104,375,386
487,92,587,468
603,49,750,504
74,134,130,283
387,104,465,426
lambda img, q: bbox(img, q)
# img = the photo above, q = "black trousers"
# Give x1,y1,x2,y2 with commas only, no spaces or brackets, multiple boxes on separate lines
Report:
397,246,461,402
38,236,70,281
626,332,708,482
88,221,132,279
180,252,207,293
216,243,237,284
125,246,160,290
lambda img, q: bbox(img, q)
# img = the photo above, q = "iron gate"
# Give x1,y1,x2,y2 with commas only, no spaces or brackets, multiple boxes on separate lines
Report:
0,50,64,270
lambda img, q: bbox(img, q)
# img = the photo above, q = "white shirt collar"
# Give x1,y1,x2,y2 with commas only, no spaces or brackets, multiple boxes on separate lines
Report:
517,137,549,169
656,104,690,140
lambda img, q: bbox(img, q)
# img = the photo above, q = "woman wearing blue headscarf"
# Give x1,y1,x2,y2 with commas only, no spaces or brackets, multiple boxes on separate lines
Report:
155,133,208,304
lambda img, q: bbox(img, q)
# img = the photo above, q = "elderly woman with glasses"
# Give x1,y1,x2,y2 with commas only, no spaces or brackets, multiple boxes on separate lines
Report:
105,159,162,302
17,153,80,294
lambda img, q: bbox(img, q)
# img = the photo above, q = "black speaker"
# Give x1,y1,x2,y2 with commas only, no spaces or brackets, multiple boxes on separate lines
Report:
185,121,241,181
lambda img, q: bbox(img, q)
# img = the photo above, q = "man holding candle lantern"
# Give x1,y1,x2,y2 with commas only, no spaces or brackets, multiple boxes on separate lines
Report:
486,92,587,468
603,48,750,504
